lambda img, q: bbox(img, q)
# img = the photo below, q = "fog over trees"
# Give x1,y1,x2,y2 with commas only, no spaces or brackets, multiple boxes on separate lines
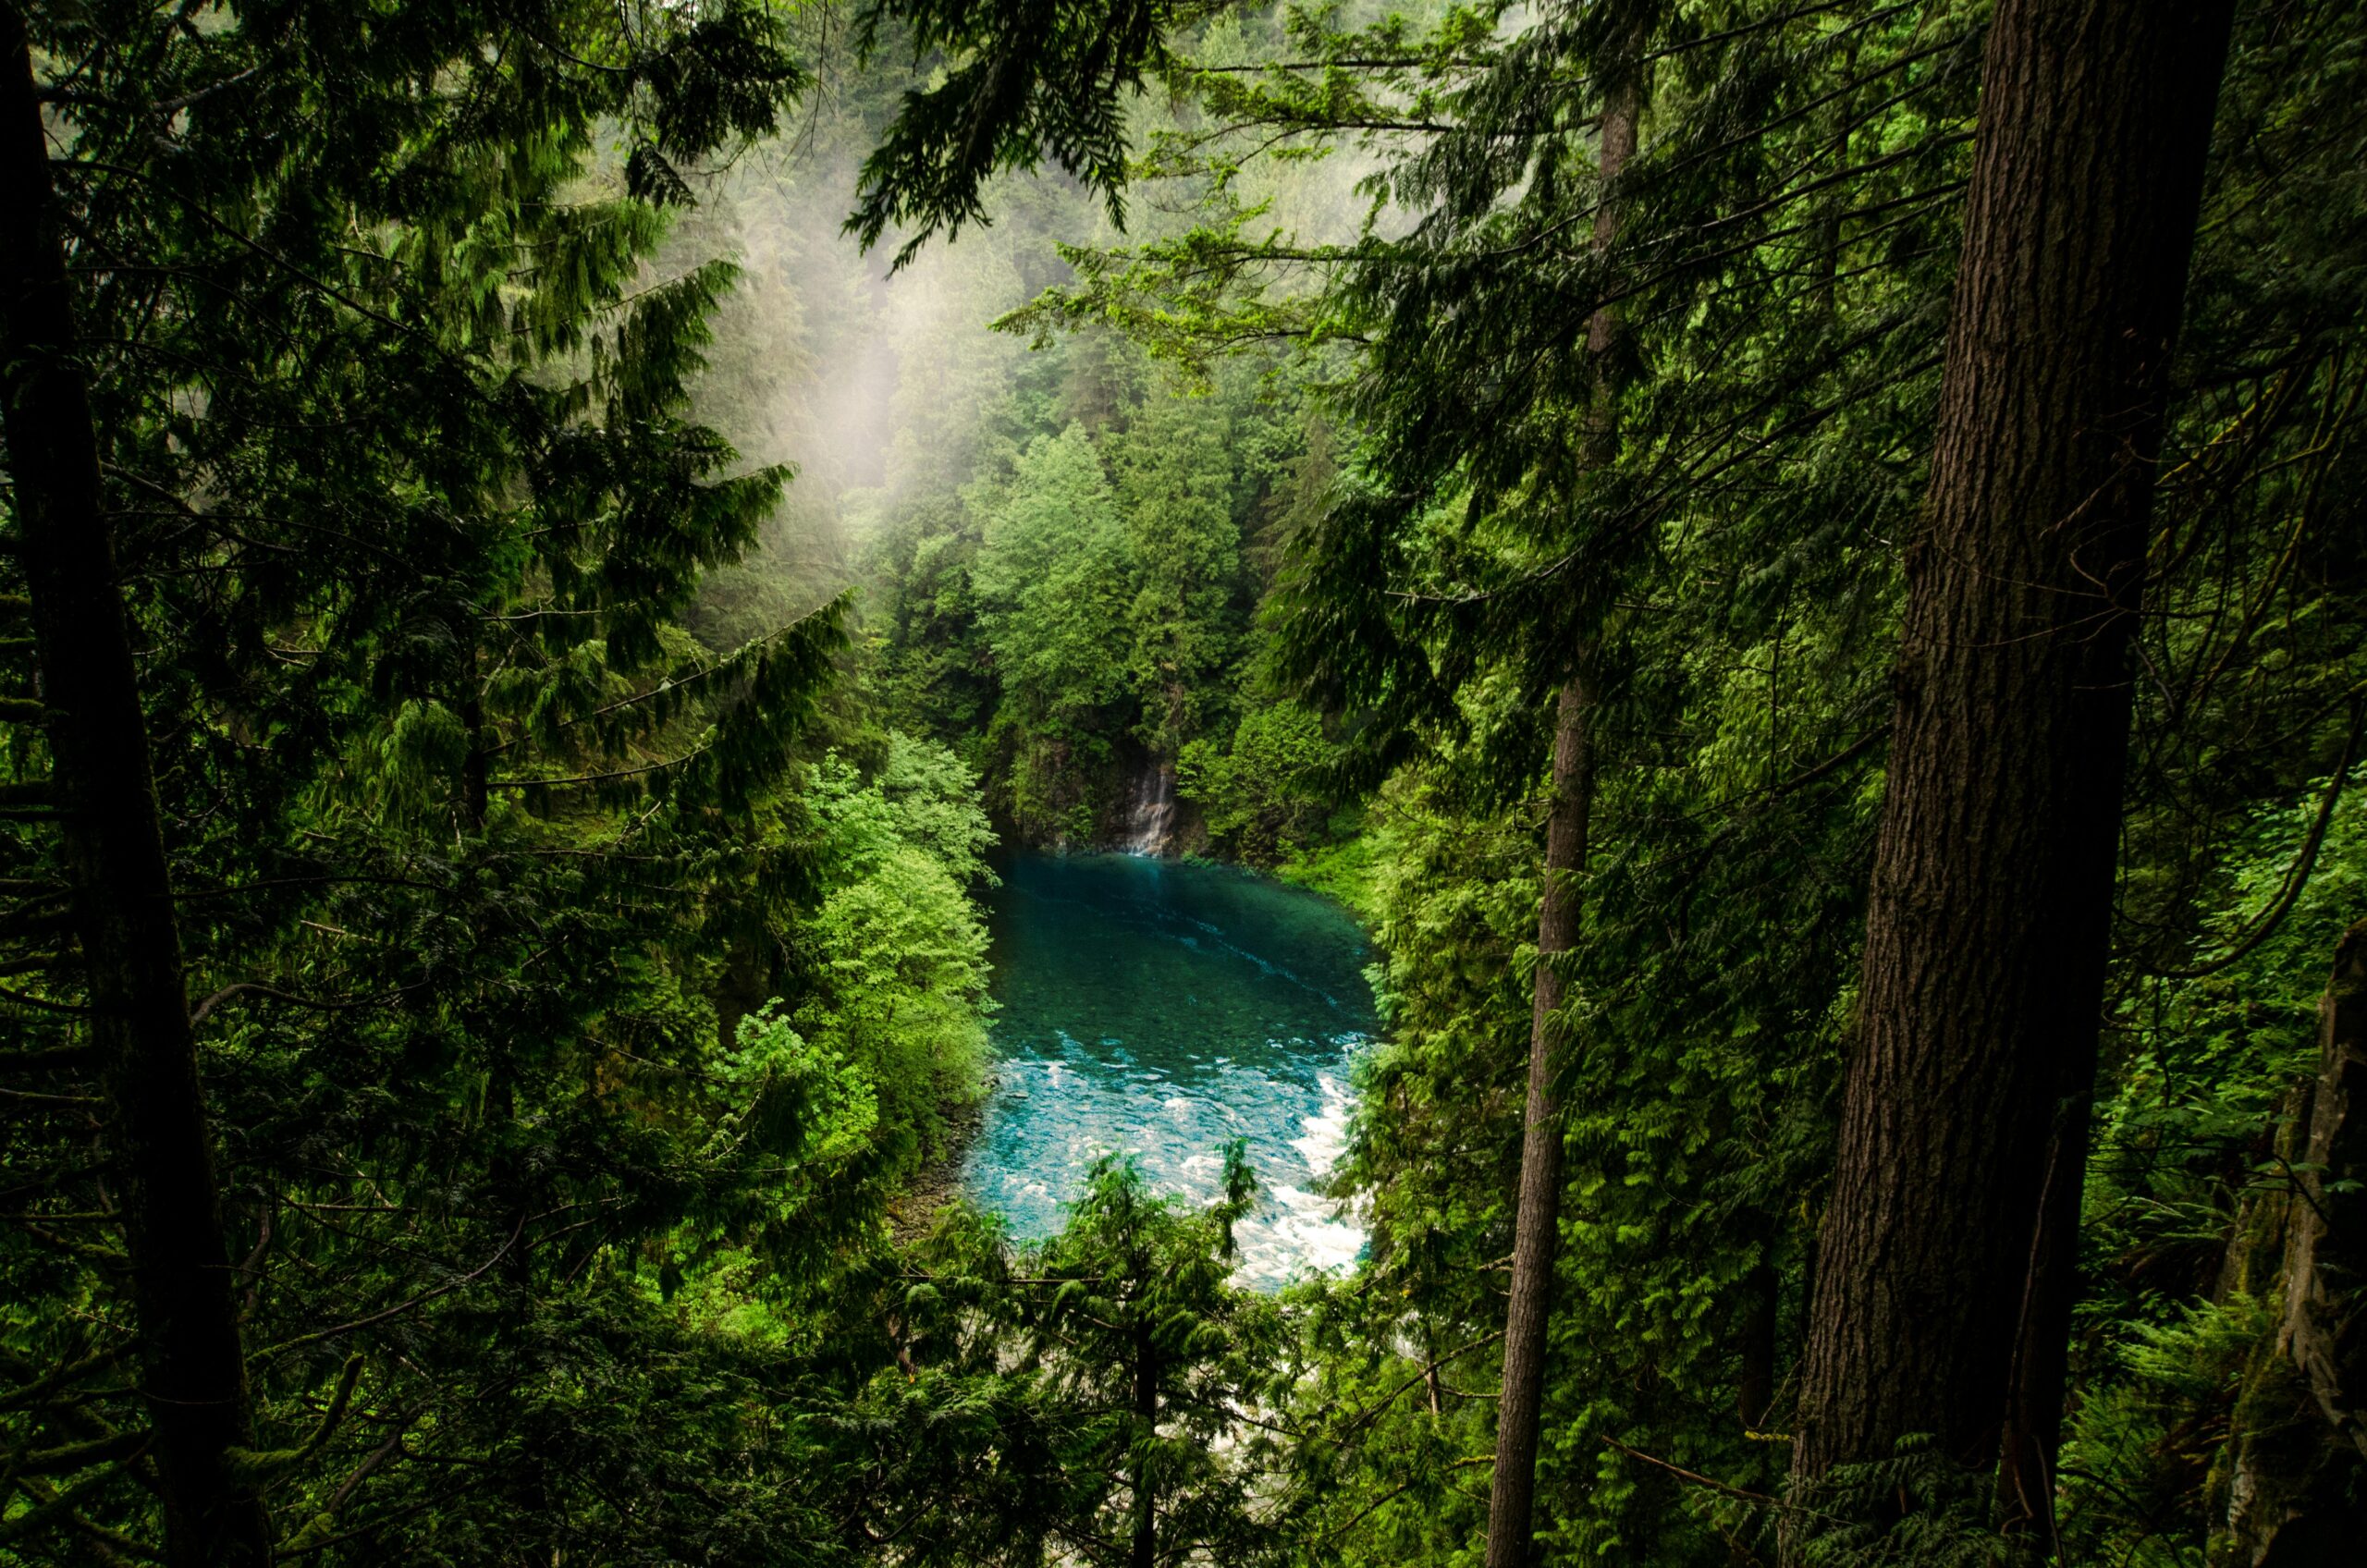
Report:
5,2,2366,1566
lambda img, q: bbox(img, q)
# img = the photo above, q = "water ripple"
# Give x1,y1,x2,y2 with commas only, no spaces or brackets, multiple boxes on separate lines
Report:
963,851,1378,1290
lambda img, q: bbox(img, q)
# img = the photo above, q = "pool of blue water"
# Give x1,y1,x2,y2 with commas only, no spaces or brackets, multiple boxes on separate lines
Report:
962,851,1378,1288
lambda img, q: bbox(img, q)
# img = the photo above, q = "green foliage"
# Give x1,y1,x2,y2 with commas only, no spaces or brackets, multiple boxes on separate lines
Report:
999,0,2367,1563
977,426,1137,722
859,328,1340,851
974,423,1138,839
11,1,2367,1565
848,0,1179,264
1110,392,1245,752
0,2,996,1559
1178,701,1336,864
1788,1439,2011,1568
746,1155,1294,1568
867,493,1001,753
2058,788,2367,1566
1019,1150,1293,1567
797,742,998,1178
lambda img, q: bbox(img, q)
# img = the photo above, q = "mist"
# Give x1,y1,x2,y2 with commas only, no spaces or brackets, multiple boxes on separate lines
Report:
661,26,1398,644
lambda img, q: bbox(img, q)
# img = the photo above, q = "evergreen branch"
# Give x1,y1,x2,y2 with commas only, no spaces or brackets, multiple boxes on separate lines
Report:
252,1214,528,1360
189,981,415,1028
0,1084,103,1106
1598,1432,1819,1518
275,1416,412,1559
487,741,711,790
58,1508,163,1563
1318,1329,1505,1447
1642,0,1892,66
2146,697,2365,979
0,1344,130,1415
223,1354,362,1484
0,983,90,1015
64,158,438,350
0,1468,119,1548
1184,57,1474,75
14,1426,151,1476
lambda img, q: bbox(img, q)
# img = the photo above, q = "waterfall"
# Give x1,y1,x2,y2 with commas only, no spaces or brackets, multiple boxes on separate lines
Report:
1122,760,1177,856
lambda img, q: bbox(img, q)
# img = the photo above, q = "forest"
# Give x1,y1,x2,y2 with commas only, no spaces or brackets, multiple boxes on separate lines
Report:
4,0,2365,1564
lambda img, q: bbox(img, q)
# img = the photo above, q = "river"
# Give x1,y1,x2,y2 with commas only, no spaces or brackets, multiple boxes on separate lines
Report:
962,851,1378,1288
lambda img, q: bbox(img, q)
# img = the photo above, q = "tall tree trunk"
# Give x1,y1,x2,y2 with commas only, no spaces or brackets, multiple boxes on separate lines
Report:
1810,31,1862,321
1131,1317,1159,1568
1482,45,1638,1568
1790,0,2235,1531
0,13,273,1565
1993,1083,2096,1532
2208,919,2367,1567
1485,675,1597,1568
1737,1258,1777,1432
460,680,489,833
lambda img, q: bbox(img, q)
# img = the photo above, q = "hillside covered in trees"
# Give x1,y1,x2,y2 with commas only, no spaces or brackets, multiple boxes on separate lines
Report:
5,2,2367,1566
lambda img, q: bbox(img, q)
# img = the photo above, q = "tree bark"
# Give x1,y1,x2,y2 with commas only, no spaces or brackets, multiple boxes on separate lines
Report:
1483,44,1638,1568
1790,0,2235,1530
460,683,490,833
2208,920,2367,1567
1131,1317,1159,1568
1484,671,1597,1568
0,13,274,1565
1737,1258,1777,1432
2279,923,2367,1463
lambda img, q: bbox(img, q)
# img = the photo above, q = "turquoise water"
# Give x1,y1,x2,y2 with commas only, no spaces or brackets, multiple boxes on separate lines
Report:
963,851,1378,1288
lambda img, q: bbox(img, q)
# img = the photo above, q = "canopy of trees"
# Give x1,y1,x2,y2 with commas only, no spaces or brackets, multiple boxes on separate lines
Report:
6,1,2366,1566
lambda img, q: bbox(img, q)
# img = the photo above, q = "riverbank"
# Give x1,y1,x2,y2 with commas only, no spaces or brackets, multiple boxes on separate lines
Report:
887,1081,990,1243
1269,829,1382,919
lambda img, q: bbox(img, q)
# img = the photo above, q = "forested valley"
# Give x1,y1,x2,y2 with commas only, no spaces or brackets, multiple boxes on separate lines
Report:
6,1,2367,1565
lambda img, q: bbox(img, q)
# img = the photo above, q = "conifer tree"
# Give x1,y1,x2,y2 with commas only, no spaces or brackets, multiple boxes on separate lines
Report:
0,3,859,1557
1111,392,1243,759
12,1,2367,1562
1487,17,1645,1565
0,9,271,1560
1791,0,2238,1534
